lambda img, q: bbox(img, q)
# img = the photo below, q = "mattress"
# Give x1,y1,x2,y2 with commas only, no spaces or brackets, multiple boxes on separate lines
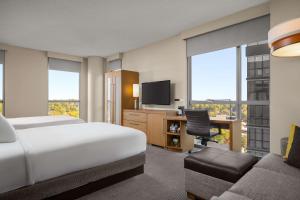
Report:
0,122,146,193
7,115,85,129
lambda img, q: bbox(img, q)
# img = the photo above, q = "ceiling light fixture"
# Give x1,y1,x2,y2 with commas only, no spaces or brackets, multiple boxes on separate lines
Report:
268,18,300,57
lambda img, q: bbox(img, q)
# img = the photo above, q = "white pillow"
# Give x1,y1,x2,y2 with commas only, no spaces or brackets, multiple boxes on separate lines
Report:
0,114,16,143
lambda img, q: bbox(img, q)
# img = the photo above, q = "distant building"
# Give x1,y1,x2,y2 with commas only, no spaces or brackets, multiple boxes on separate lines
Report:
246,42,270,157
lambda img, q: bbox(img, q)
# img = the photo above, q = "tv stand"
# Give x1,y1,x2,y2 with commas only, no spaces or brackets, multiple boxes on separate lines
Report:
123,109,242,152
123,109,194,151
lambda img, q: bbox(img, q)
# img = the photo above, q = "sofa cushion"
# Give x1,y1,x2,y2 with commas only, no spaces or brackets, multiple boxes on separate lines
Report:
229,167,300,200
254,153,300,179
286,125,300,168
184,147,257,183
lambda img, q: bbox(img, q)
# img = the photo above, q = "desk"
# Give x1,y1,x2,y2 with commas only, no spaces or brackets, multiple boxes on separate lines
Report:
164,116,241,152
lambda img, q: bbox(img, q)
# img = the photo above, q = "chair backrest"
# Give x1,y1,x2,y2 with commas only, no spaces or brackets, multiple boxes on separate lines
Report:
185,109,211,137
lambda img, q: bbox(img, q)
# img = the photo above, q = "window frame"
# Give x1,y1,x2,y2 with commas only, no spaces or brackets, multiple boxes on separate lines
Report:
0,50,5,115
187,45,270,120
47,65,81,118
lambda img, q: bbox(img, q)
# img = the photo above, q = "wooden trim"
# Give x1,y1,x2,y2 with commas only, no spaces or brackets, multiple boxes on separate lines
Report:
271,33,300,51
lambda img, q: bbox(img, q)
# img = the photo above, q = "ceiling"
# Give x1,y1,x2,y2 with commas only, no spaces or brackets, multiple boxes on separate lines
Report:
0,0,269,57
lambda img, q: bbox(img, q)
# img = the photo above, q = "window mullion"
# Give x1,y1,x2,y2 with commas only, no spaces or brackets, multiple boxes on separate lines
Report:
236,46,242,120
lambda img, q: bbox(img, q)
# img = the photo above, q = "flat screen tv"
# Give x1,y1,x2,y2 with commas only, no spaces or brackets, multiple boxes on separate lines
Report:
142,80,171,105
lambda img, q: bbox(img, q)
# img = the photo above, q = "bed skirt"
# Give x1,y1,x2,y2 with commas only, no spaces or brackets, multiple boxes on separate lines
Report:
0,152,145,200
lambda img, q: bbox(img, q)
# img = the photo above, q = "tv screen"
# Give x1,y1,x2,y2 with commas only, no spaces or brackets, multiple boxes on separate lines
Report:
142,80,171,105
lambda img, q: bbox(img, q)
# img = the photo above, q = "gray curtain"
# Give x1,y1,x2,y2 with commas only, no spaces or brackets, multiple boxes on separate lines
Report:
186,15,270,57
106,59,122,72
0,50,4,64
48,58,81,73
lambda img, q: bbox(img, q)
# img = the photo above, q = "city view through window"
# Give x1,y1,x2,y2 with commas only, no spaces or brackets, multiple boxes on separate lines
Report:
190,43,270,155
48,70,80,118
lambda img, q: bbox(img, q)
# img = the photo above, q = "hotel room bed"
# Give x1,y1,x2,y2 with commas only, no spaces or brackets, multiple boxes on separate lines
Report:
0,122,146,200
7,115,85,129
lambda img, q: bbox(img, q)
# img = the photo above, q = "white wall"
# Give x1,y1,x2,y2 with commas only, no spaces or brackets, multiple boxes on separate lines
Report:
270,0,300,154
122,35,187,109
87,56,104,122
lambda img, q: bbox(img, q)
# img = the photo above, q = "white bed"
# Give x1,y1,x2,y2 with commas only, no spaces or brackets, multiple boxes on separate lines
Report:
0,122,146,193
7,115,85,129
0,141,27,193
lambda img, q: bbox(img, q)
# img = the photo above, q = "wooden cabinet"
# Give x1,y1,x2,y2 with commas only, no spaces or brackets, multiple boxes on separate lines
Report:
147,113,165,147
123,120,147,133
123,109,240,152
104,70,139,125
123,109,178,148
123,111,147,123
164,116,194,152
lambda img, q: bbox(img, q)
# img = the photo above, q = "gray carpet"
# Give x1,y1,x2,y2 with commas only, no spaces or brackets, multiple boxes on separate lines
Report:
79,145,188,200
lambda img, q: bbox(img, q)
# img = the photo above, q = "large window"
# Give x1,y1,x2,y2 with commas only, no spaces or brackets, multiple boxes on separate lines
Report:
48,58,80,118
191,47,237,102
188,42,270,155
0,50,4,114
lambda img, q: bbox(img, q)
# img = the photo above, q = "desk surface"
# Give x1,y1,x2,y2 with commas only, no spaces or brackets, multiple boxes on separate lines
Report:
164,115,240,124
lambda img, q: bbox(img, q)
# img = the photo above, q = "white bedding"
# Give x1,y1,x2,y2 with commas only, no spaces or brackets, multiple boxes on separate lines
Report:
0,122,146,193
7,115,85,129
0,141,27,193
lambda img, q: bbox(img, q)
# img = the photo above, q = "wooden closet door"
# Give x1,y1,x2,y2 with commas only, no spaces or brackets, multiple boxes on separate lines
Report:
147,113,165,147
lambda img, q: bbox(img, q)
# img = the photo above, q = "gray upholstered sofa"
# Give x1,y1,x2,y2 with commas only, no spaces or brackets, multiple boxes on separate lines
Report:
211,138,300,200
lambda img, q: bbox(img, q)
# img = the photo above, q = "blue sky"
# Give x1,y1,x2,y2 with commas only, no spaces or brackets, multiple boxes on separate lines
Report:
48,70,79,100
192,46,247,101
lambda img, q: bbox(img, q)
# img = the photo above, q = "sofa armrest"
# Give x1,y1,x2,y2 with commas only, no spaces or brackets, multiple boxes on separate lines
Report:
281,137,288,156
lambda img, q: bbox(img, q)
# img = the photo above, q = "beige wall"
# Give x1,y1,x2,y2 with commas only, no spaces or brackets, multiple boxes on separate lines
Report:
80,59,88,121
122,35,187,109
270,0,300,154
122,4,269,111
87,56,104,122
0,44,48,117
0,43,88,120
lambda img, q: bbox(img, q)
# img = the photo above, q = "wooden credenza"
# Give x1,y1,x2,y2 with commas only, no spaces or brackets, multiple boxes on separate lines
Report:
123,109,177,147
123,109,242,152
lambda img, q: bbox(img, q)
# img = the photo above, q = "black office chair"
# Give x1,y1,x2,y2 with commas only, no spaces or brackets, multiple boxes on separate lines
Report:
185,109,221,150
